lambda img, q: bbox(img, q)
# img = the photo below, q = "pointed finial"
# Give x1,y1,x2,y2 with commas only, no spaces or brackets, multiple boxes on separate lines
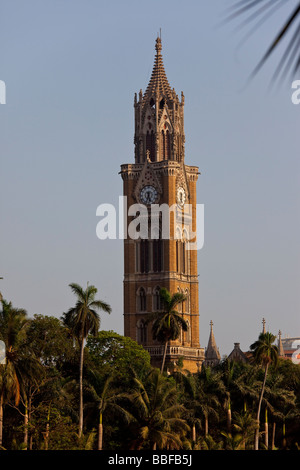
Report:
278,330,284,357
210,320,213,331
262,318,266,333
155,36,162,54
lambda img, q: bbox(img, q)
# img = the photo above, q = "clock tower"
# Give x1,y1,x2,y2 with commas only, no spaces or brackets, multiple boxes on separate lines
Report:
120,36,205,373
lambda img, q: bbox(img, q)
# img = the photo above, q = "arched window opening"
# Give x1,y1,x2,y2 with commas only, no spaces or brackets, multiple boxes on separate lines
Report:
160,130,171,160
153,239,163,273
165,130,170,159
177,287,183,313
146,130,155,162
185,321,191,343
185,289,190,314
138,287,147,312
137,319,147,344
140,240,149,273
153,286,162,311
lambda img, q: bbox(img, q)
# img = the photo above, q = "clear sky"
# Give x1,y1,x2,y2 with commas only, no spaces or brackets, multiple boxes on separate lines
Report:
1,0,299,356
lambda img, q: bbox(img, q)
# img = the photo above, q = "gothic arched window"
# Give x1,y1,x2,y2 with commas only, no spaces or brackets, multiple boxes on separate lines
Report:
177,287,183,313
136,319,147,344
153,286,162,311
184,289,189,314
185,320,191,343
140,240,149,273
160,129,171,160
137,287,147,312
153,239,163,273
146,130,155,162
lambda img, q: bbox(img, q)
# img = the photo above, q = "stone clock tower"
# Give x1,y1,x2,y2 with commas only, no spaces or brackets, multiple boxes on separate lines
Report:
120,37,205,373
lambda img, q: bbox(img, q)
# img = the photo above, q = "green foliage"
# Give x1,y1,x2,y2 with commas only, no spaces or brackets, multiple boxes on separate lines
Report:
87,330,151,379
0,298,300,451
25,314,74,368
126,368,189,450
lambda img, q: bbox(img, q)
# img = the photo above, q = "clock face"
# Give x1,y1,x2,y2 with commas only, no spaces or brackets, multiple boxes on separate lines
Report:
140,185,158,204
177,187,186,207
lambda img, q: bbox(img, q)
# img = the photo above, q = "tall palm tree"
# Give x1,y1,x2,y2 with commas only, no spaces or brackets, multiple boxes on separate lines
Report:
86,371,132,450
180,367,224,441
250,332,278,450
147,288,187,373
0,299,28,446
127,368,189,450
225,0,300,82
196,367,225,437
61,282,111,438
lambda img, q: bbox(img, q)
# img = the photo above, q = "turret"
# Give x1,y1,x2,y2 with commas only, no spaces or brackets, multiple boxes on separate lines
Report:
134,37,185,164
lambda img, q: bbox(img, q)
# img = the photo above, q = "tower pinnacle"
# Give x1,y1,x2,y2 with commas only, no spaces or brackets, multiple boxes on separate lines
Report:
134,37,185,163
155,36,162,54
278,330,285,357
204,321,221,367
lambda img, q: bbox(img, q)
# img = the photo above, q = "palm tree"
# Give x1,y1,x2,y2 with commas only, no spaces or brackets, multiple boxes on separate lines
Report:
127,368,189,450
0,299,28,446
221,430,244,450
61,282,111,438
147,288,187,373
196,367,225,437
225,0,300,82
86,371,132,450
180,367,224,441
250,332,279,450
232,410,258,450
197,434,224,450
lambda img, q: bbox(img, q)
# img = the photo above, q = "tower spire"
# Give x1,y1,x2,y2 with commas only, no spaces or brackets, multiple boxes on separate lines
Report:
133,36,186,163
143,35,173,103
204,321,221,367
278,330,284,357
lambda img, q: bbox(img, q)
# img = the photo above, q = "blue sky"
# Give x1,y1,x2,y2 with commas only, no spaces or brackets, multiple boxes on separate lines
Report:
1,0,299,356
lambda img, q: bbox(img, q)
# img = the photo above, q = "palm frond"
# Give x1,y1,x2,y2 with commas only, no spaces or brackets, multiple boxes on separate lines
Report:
224,0,300,82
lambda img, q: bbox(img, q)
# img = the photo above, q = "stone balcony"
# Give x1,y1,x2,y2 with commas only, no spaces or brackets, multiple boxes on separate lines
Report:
145,345,205,359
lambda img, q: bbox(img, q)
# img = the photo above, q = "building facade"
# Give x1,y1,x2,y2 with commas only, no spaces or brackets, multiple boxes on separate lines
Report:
120,37,204,373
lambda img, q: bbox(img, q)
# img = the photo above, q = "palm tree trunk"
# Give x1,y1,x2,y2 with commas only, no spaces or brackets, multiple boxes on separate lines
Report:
205,415,208,437
192,424,196,443
44,404,50,450
227,400,231,433
271,422,276,450
98,412,103,450
264,408,268,450
0,392,3,447
282,421,286,449
161,341,168,373
24,398,28,450
28,395,33,450
79,337,84,438
254,363,269,450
